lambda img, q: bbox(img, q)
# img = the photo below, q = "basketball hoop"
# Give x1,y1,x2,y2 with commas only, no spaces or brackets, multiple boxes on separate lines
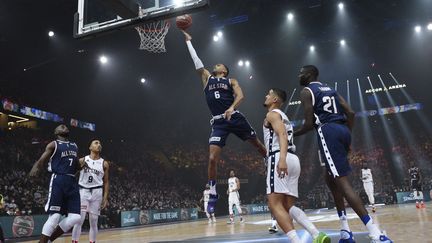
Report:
135,20,170,53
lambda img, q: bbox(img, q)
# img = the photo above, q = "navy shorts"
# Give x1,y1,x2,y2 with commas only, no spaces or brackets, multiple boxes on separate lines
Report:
316,123,352,178
45,174,80,215
209,112,257,147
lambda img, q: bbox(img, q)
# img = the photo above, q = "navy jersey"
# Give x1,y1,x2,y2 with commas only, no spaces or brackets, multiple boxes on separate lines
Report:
48,140,79,175
204,76,235,116
305,82,346,126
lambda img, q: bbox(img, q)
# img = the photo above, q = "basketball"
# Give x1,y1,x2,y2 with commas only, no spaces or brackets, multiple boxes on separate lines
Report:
176,14,192,30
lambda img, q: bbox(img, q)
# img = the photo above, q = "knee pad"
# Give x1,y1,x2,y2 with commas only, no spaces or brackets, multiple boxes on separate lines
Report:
59,213,82,232
42,213,61,236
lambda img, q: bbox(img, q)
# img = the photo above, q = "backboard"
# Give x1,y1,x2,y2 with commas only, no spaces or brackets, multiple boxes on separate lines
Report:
73,0,209,38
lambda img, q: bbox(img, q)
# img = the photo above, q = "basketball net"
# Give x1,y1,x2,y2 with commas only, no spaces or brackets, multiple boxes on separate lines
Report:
135,20,170,53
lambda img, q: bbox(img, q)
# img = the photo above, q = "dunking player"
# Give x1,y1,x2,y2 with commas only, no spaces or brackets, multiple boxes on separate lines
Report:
29,125,81,243
200,184,216,223
263,88,329,243
72,139,110,243
408,164,424,208
361,163,376,213
182,30,267,214
294,65,393,243
227,170,243,224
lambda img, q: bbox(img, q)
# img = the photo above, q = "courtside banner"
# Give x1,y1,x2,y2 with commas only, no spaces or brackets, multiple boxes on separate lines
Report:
245,204,271,215
0,215,48,239
396,190,431,204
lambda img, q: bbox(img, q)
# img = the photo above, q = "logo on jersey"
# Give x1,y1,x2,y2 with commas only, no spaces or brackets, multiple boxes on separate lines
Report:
208,83,229,91
49,206,61,212
209,137,221,142
319,87,332,91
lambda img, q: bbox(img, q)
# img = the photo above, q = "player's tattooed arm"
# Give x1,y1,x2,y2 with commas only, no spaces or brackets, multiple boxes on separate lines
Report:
337,94,355,131
294,88,314,137
224,79,244,120
181,30,211,87
29,141,56,177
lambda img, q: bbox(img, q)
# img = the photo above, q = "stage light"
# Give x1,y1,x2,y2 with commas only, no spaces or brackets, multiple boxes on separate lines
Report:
338,2,344,10
340,39,346,46
141,78,146,83
287,13,294,21
48,31,55,37
309,45,315,51
217,31,223,37
245,60,250,67
415,25,422,33
99,56,108,64
427,23,432,31
238,60,244,67
173,0,185,7
213,35,219,42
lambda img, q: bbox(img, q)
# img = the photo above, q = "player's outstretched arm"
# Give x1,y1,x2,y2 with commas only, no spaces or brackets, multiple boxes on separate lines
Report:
338,94,355,131
293,89,314,137
224,79,244,120
29,141,56,177
101,160,110,210
182,30,211,87
266,111,288,178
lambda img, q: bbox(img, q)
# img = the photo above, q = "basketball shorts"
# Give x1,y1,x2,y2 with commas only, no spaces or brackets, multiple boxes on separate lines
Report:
228,193,242,215
209,112,257,147
316,123,352,178
204,202,208,214
411,179,421,191
45,174,80,215
266,152,300,197
363,181,374,196
80,187,103,215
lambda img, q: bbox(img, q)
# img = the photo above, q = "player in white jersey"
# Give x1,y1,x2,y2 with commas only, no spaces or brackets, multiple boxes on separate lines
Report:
227,170,243,224
72,139,110,243
361,163,376,213
263,89,329,243
200,184,216,223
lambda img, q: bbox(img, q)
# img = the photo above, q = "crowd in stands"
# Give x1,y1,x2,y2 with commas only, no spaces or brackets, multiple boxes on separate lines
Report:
1,124,432,227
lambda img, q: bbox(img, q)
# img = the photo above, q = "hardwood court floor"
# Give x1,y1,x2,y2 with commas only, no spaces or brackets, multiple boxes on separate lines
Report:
20,203,431,242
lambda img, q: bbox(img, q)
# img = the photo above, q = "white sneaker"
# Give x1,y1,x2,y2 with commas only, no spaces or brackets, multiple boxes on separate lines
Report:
212,217,217,223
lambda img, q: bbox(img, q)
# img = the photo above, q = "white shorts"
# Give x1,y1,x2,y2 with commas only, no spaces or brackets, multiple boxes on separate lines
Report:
204,202,208,213
266,152,300,197
80,187,103,215
228,194,242,215
363,181,374,195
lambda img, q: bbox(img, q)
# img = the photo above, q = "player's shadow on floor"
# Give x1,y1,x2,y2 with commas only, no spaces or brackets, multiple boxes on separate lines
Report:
152,229,371,243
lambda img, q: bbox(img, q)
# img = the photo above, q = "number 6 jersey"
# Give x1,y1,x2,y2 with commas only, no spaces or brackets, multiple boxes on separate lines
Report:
204,76,235,116
304,81,347,126
78,155,104,189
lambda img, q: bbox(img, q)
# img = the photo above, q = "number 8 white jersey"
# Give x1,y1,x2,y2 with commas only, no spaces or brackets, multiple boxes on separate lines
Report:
78,155,104,188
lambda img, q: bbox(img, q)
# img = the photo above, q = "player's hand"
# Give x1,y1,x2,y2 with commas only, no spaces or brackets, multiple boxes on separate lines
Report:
101,198,109,210
182,30,192,41
277,158,288,179
224,107,235,121
29,164,40,178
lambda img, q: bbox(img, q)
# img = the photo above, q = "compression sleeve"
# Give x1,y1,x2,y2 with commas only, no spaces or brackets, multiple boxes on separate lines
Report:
186,40,204,70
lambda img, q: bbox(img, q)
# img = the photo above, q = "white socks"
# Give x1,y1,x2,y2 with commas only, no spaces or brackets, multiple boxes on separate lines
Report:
289,206,319,239
340,214,351,232
365,218,382,240
286,230,301,243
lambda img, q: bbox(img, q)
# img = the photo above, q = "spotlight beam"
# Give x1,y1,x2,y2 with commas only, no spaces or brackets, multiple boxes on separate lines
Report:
284,88,297,113
389,72,432,135
355,78,375,150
